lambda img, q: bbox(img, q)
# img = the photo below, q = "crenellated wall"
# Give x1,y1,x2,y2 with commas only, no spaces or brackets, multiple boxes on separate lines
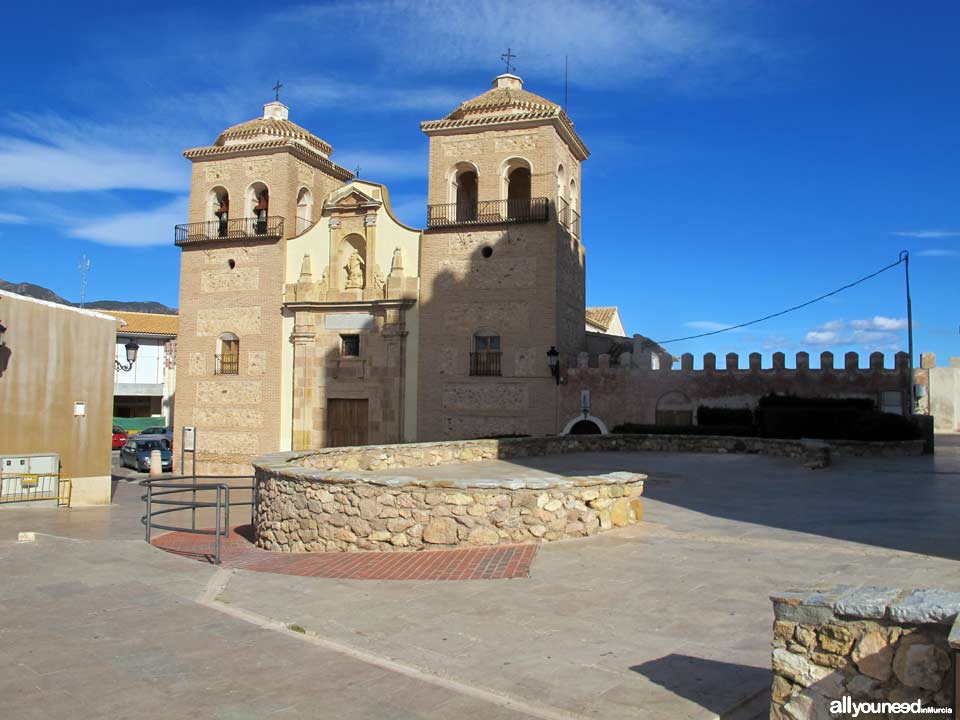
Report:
559,334,912,431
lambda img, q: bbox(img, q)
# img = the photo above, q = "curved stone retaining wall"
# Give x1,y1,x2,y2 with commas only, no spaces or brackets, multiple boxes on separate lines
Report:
770,587,959,716
253,468,645,552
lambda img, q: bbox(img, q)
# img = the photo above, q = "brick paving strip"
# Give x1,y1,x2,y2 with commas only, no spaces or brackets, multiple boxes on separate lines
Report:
152,524,539,580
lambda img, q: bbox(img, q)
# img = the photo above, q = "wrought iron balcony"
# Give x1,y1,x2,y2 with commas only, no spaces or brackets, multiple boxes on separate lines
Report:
174,216,284,246
427,198,549,228
469,351,502,377
558,198,581,239
214,353,239,375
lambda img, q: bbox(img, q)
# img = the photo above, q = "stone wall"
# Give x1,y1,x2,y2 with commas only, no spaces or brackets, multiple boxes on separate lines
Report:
560,341,914,435
770,587,959,718
915,353,960,432
253,469,645,552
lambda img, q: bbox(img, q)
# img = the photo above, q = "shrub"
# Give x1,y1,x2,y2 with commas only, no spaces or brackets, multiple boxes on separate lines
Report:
697,406,755,427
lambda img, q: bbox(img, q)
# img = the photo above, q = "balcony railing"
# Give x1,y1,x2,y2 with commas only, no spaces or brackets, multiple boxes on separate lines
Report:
558,198,581,239
470,351,502,377
427,198,549,228
174,216,284,246
214,354,239,375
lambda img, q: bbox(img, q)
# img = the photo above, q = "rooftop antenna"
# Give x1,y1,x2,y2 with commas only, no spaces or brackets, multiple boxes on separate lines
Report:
78,255,90,308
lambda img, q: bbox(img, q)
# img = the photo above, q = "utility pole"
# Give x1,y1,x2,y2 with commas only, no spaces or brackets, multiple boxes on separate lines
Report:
900,250,914,414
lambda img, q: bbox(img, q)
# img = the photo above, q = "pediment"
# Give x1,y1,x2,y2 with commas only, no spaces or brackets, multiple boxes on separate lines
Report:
325,183,382,211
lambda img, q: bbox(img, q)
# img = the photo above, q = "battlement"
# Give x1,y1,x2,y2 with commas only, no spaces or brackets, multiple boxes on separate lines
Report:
569,349,911,374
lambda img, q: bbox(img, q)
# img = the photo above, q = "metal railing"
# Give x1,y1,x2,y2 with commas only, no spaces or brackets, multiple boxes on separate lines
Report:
174,216,284,246
558,198,581,239
427,197,549,228
0,473,71,506
470,351,502,376
141,474,255,565
214,353,239,375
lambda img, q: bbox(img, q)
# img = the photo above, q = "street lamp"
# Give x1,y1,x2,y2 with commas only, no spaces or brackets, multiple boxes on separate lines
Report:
546,345,560,385
116,339,140,372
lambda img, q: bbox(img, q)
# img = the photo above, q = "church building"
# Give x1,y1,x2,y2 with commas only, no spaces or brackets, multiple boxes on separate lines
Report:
173,72,591,473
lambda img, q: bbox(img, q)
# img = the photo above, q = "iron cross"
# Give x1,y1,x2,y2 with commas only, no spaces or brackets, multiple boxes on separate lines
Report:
354,165,361,178
273,80,283,101
500,48,517,74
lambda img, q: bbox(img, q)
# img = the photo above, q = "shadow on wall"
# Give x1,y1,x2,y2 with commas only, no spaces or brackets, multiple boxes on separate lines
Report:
630,655,770,717
0,344,10,377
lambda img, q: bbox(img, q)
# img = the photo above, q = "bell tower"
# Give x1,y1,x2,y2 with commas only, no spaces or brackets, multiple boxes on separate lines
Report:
416,72,590,440
174,99,352,472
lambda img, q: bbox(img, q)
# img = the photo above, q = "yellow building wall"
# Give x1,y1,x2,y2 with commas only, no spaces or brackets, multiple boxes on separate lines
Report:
0,290,117,505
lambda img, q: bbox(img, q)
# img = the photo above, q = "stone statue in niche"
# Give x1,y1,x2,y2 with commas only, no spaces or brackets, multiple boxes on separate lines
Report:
345,250,364,289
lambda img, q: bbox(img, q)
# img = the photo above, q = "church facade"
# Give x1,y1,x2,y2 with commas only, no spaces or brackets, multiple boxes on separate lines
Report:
174,73,590,472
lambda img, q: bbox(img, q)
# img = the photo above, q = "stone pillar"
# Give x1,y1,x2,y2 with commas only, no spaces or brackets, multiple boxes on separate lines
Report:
363,213,378,301
290,313,317,451
327,218,342,293
381,308,408,444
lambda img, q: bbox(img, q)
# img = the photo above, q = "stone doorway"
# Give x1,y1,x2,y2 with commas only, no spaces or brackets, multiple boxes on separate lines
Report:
327,399,369,447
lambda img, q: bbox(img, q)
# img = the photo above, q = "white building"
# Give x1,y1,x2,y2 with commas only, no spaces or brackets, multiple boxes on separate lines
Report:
110,311,177,422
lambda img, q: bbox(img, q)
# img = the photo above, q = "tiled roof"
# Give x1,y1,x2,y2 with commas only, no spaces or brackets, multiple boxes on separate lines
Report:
585,306,618,331
215,116,334,156
109,311,178,337
183,139,354,181
421,77,589,160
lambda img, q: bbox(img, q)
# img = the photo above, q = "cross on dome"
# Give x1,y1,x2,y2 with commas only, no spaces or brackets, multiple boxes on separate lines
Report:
500,48,517,74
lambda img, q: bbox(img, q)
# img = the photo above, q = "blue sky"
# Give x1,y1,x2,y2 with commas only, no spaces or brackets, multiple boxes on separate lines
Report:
1,0,957,367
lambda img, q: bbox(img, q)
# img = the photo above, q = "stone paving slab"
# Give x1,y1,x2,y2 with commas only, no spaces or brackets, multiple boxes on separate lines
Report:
152,524,539,580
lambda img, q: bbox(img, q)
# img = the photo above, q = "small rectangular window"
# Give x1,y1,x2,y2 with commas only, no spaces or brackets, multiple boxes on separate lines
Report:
341,334,360,357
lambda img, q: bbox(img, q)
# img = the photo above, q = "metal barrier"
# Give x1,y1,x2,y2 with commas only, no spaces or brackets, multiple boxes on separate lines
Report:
140,475,255,565
0,473,71,506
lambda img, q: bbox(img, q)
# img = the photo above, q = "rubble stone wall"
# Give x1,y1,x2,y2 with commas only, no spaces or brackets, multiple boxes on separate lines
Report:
770,587,960,718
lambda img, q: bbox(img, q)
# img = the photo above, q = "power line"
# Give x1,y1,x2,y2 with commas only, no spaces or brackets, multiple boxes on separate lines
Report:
655,254,907,345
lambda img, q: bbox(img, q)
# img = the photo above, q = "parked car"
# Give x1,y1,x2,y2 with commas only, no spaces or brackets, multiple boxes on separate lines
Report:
137,426,173,450
120,439,173,473
111,425,129,450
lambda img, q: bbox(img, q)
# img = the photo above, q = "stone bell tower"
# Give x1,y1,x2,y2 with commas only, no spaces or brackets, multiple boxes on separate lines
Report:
174,99,352,472
416,72,590,440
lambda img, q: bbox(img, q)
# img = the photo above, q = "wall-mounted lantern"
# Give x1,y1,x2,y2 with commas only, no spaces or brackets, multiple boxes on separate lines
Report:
116,339,140,372
546,345,560,385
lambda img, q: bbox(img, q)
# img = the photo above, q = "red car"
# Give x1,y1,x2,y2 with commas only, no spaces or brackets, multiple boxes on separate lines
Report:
112,426,129,450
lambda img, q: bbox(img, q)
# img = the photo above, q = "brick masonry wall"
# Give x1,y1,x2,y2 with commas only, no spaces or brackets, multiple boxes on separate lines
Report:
770,587,959,717
560,346,913,433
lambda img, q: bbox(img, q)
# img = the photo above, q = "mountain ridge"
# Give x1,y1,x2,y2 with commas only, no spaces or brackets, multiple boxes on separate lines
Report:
0,280,177,315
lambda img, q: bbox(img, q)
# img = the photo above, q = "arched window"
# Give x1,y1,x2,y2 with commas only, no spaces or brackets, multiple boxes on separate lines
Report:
499,157,532,219
557,164,567,223
455,169,478,222
568,177,579,237
246,182,269,234
296,187,313,234
470,329,501,376
216,333,239,375
209,187,229,237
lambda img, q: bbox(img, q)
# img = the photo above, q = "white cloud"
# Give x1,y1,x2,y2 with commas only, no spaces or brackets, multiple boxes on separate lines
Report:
0,212,28,224
66,197,188,247
803,317,907,349
805,330,837,344
891,230,960,238
279,0,772,89
915,248,959,257
684,320,734,331
0,135,187,192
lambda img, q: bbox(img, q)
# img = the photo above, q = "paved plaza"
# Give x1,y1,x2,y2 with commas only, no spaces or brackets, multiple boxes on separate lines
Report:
1,438,958,719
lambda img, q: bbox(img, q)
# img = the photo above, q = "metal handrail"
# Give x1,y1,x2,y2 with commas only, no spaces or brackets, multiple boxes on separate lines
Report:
140,474,255,565
174,216,284,246
426,197,549,227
